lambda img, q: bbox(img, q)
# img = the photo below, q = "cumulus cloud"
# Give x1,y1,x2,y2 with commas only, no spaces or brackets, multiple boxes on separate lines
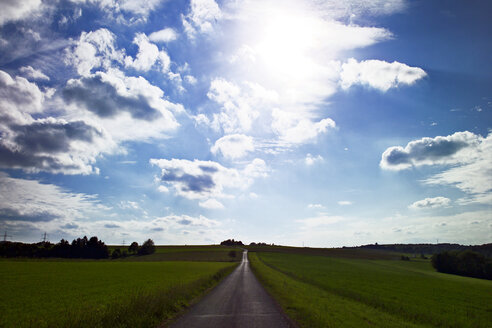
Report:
64,72,160,120
305,153,324,166
124,33,170,72
62,69,182,142
70,0,165,21
338,201,353,206
409,197,451,210
0,172,103,222
424,133,492,205
65,28,125,77
382,131,492,205
380,131,481,170
0,70,112,174
182,0,222,38
272,109,336,145
0,0,42,26
199,198,225,209
19,66,49,81
211,134,254,160
205,78,274,133
149,28,178,43
340,58,426,91
150,158,268,201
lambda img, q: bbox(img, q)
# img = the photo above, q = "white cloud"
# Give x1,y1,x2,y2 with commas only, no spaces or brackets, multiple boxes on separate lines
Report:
424,133,492,204
199,198,225,209
182,0,222,38
272,109,336,145
150,158,268,201
184,75,197,85
65,28,125,77
211,134,254,160
380,131,482,170
154,214,220,228
340,58,426,91
149,28,178,43
305,153,324,166
124,33,170,72
0,0,42,26
409,197,451,210
382,131,492,205
0,70,112,175
338,201,353,206
19,66,50,81
0,172,103,222
205,78,266,133
63,69,181,142
308,203,325,209
70,0,165,21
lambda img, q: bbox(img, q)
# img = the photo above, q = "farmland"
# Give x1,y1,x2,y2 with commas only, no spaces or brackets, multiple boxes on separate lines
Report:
249,249,492,328
0,246,239,328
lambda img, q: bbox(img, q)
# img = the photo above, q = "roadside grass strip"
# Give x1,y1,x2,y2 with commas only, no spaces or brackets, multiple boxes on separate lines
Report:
249,252,492,328
0,260,237,328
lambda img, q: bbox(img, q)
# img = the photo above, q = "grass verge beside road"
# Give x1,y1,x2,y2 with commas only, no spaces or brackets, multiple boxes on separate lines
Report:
249,251,492,328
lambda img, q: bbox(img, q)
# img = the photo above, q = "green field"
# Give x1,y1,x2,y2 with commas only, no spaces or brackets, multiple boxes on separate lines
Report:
0,251,238,328
249,249,492,328
113,245,241,262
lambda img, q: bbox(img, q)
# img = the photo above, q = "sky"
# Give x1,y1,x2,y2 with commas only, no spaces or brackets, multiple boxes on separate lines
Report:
0,0,491,247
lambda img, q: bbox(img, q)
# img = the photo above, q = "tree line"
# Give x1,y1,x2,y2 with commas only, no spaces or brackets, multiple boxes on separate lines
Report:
431,250,492,280
0,237,155,259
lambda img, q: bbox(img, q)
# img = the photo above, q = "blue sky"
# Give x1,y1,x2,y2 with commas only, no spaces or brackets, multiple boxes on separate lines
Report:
0,0,490,246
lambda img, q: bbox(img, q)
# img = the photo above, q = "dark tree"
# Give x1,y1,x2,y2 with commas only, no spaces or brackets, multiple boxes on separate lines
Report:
220,239,243,246
112,248,122,259
128,242,139,254
138,239,156,255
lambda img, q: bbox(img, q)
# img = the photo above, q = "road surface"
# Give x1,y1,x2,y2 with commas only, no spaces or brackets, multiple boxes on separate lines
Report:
169,250,295,328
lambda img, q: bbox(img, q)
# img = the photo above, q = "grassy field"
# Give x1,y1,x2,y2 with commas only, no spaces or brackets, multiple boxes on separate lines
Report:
110,245,241,262
249,249,492,328
0,253,237,327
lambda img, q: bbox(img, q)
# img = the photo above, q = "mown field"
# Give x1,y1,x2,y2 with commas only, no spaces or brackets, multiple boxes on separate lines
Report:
249,249,492,328
0,246,239,328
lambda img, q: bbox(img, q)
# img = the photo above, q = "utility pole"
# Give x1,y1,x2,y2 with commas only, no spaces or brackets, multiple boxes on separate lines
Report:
41,232,48,243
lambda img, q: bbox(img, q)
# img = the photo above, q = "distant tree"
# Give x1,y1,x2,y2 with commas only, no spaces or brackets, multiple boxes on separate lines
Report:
138,239,156,255
228,250,237,259
220,239,243,246
111,248,122,259
128,242,139,254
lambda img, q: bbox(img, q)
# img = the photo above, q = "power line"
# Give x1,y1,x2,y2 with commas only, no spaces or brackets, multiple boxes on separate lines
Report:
2,231,12,242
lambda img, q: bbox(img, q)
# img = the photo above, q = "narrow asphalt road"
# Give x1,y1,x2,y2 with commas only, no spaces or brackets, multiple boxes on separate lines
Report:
169,250,295,328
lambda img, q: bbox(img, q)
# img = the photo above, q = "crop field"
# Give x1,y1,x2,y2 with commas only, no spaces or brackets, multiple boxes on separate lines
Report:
249,250,492,328
0,258,237,328
115,245,241,262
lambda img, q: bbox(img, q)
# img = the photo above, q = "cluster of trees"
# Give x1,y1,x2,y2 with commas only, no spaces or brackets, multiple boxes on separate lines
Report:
249,242,271,246
220,239,243,246
111,239,155,258
0,237,156,259
431,250,492,280
0,236,108,259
